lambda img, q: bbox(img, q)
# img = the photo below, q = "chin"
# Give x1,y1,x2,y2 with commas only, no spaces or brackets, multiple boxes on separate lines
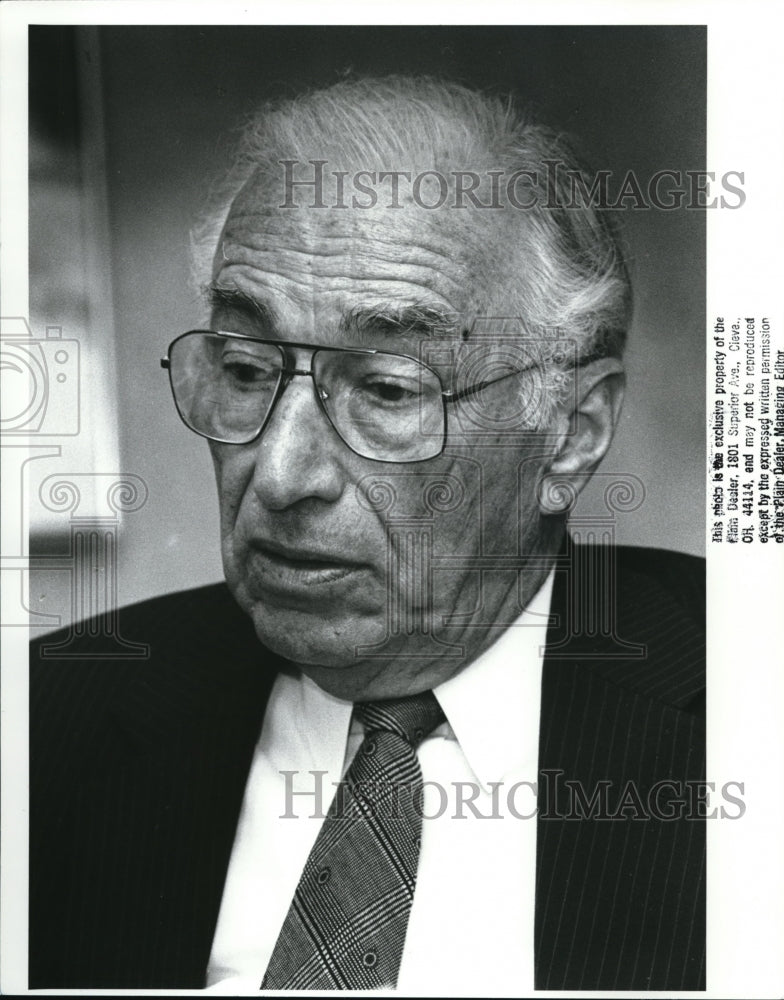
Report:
247,602,379,669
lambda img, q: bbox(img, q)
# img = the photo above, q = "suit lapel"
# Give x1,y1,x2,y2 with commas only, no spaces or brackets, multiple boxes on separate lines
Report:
39,556,704,989
535,544,706,990
60,594,279,988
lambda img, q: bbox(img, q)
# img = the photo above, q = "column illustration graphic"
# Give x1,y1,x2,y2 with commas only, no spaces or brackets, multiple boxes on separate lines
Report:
36,474,150,659
539,470,648,659
355,473,466,659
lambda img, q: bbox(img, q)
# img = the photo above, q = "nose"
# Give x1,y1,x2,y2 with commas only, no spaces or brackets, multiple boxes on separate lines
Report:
249,374,346,510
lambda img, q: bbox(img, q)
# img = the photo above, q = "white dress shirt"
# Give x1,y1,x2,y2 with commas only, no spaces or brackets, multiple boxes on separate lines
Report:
206,571,553,995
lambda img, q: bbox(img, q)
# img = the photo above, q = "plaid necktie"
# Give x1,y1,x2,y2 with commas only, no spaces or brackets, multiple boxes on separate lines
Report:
262,691,445,990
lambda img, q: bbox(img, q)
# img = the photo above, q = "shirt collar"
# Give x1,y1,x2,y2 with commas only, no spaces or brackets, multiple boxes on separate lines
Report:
433,569,555,792
298,671,353,782
292,568,554,792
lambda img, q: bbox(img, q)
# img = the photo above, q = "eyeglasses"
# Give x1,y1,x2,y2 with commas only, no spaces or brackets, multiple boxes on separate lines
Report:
161,330,544,463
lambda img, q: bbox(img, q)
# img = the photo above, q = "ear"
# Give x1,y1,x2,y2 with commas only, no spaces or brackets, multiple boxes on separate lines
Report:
541,357,625,506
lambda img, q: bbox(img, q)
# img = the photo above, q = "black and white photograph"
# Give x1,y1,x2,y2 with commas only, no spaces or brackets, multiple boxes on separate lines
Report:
1,5,782,997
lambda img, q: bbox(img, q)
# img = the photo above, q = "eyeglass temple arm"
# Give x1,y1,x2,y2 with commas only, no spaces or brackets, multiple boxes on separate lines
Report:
442,351,602,405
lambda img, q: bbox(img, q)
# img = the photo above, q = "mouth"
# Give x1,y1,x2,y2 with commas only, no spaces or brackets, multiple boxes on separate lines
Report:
245,538,368,595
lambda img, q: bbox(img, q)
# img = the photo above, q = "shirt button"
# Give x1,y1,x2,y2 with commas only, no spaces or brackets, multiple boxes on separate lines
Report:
362,949,378,968
317,867,331,885
364,739,377,756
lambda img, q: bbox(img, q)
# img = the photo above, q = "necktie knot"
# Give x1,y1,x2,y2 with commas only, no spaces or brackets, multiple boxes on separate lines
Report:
356,691,445,749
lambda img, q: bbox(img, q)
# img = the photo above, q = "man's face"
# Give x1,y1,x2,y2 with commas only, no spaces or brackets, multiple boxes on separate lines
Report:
209,172,561,700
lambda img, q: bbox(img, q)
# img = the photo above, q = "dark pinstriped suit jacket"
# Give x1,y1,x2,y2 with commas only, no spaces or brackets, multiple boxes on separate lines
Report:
29,543,705,990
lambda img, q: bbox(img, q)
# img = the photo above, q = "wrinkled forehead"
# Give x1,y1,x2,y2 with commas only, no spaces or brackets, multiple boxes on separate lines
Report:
215,165,522,320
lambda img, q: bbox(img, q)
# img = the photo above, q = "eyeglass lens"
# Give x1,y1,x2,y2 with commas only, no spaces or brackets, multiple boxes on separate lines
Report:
168,332,446,462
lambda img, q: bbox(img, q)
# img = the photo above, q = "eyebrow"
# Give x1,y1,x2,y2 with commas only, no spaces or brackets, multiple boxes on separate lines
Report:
340,305,462,341
205,282,462,342
205,283,278,331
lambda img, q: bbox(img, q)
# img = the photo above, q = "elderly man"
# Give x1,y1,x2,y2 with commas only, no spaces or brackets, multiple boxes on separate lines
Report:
30,77,705,992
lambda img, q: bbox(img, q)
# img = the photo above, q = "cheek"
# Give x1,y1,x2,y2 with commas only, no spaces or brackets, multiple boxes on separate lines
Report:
210,444,255,530
428,448,545,556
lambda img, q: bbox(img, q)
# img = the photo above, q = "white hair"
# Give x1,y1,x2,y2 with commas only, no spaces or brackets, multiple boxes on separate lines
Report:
191,76,631,424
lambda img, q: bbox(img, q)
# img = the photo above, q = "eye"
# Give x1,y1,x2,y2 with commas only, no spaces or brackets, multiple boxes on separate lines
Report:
220,350,278,389
225,360,264,383
359,376,422,406
368,379,417,403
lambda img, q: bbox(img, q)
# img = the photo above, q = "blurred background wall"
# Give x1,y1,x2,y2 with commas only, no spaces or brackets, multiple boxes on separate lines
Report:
28,25,706,630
